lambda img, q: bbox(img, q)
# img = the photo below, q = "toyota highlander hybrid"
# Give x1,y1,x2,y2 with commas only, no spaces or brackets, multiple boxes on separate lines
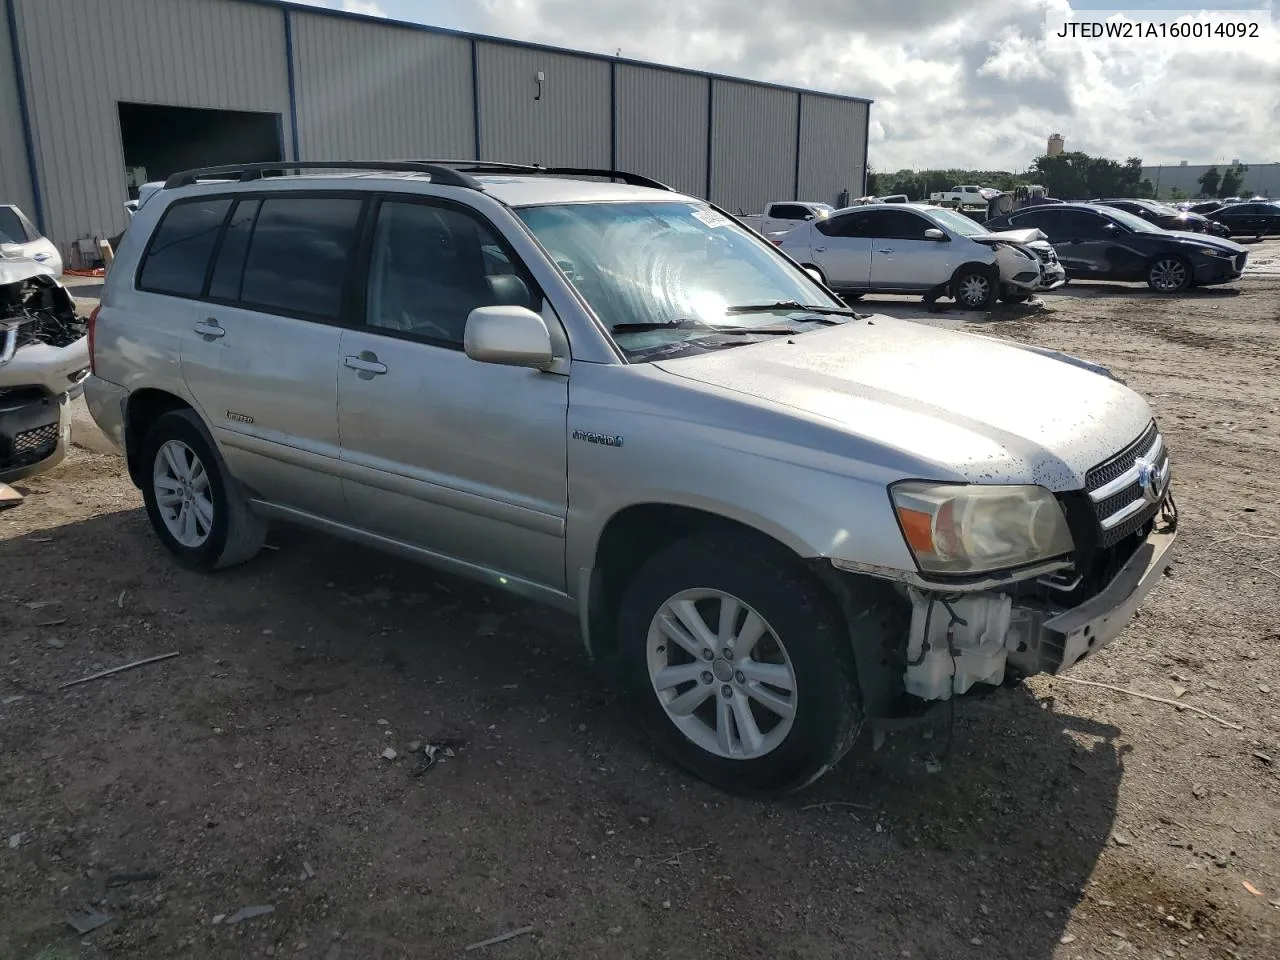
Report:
85,161,1177,794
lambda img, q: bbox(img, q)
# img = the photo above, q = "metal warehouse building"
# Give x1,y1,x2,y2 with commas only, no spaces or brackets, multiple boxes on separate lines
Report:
1,0,872,259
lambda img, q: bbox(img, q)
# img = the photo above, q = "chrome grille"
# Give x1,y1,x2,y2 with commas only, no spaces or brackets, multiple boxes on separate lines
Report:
1085,422,1170,547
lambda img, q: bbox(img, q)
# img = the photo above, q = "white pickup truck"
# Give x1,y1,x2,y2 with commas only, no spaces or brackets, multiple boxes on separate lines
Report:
929,185,998,209
738,201,834,239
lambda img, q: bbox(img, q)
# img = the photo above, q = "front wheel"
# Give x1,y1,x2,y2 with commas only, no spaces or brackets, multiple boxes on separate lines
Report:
953,266,996,310
1146,256,1191,293
617,532,865,795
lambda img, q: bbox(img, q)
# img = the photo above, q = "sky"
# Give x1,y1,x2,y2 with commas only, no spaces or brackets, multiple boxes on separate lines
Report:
296,0,1280,173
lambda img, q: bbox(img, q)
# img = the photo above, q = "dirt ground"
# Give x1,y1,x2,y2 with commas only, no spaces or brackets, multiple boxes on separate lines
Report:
3,242,1280,960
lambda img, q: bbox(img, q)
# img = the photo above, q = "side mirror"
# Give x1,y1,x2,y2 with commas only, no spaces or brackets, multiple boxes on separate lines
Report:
464,305,554,369
923,228,947,241
803,213,815,221
0,243,21,256
1103,222,1120,233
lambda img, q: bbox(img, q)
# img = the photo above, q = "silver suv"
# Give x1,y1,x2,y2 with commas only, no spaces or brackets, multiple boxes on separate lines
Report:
85,161,1177,794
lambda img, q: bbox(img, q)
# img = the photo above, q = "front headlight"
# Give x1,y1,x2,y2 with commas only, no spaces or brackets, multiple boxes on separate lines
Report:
1197,247,1229,258
890,482,1074,575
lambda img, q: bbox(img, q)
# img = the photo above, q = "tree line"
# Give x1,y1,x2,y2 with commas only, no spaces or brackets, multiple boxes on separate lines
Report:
868,153,1253,203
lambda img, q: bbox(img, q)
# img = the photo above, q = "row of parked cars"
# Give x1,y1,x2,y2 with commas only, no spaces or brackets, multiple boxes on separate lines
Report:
752,195,1257,307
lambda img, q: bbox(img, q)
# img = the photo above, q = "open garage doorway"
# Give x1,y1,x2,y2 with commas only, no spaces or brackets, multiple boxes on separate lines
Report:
118,102,283,199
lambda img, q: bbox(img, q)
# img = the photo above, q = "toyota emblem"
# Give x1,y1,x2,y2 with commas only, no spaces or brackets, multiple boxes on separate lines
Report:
1135,457,1162,504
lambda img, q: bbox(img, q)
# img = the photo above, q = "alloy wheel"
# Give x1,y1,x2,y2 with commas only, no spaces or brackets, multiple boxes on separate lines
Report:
1149,258,1188,292
645,588,797,760
152,439,214,548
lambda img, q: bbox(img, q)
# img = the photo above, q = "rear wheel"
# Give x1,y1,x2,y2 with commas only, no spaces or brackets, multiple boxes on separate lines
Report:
1146,256,1191,293
617,532,866,795
141,409,266,570
952,266,996,310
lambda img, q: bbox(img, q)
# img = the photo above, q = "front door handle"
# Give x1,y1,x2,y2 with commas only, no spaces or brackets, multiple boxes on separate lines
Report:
343,351,387,378
878,248,894,253
813,246,827,252
193,318,225,340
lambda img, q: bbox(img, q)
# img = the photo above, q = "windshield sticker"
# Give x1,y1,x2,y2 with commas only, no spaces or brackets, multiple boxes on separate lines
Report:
692,208,731,228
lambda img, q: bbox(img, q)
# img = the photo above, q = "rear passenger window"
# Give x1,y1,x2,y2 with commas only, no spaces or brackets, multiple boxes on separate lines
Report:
138,198,232,297
207,199,260,302
239,197,363,320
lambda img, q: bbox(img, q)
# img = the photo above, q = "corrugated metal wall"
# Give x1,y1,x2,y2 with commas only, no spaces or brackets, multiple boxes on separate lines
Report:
291,10,474,161
0,5,35,220
797,95,868,207
2,0,870,251
709,80,799,216
615,65,708,197
475,42,611,167
10,0,291,249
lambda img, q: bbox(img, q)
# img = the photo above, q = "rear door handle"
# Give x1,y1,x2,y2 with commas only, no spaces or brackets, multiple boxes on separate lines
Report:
813,246,826,252
878,248,894,253
343,352,387,378
193,318,225,340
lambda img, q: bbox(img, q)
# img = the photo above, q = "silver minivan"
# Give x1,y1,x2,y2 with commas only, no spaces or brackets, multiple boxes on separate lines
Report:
85,161,1175,794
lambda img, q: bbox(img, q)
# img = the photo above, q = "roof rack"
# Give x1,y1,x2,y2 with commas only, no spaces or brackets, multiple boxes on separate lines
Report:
412,160,676,192
162,161,482,191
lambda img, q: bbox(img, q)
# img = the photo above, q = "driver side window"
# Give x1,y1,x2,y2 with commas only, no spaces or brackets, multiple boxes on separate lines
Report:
364,201,539,348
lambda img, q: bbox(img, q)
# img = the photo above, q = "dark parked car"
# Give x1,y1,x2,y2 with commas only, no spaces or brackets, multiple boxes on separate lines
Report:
1094,198,1232,238
1181,200,1225,216
983,203,1248,292
1209,201,1280,238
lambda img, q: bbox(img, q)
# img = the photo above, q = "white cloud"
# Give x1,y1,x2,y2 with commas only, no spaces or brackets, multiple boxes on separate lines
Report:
294,0,389,17
471,0,1280,171
340,0,388,14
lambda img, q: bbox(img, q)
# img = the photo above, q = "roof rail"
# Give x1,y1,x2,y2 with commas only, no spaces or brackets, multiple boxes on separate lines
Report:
162,161,482,191
412,160,676,192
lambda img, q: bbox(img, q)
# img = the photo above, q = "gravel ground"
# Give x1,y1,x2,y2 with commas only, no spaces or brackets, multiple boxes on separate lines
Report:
3,242,1280,960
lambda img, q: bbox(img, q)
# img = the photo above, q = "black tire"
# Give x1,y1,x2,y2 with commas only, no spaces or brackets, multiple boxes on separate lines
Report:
1146,255,1192,293
616,531,864,795
951,265,997,310
140,409,266,571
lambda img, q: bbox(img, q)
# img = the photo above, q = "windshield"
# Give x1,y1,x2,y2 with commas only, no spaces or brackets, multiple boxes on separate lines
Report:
1099,207,1163,233
515,201,848,360
927,207,987,237
0,207,27,244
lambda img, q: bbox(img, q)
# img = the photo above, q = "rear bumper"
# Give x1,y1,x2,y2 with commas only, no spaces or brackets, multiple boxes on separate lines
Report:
83,375,127,454
0,390,70,483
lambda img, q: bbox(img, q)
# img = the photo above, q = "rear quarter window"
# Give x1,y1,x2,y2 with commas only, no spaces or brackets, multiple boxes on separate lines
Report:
138,198,233,297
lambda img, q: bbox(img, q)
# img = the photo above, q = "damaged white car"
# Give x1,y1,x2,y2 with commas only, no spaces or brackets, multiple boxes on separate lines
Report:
0,255,88,484
776,202,1066,309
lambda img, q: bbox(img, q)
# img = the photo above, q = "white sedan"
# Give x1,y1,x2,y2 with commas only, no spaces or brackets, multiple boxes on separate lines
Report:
775,202,1065,309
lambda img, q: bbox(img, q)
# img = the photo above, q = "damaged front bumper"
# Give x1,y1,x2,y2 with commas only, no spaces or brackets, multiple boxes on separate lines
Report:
0,256,88,482
0,388,72,483
897,517,1176,701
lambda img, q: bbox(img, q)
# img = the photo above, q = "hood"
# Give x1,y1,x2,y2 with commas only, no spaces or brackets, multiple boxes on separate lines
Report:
1161,230,1246,253
972,227,1046,245
652,316,1153,491
0,255,59,286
